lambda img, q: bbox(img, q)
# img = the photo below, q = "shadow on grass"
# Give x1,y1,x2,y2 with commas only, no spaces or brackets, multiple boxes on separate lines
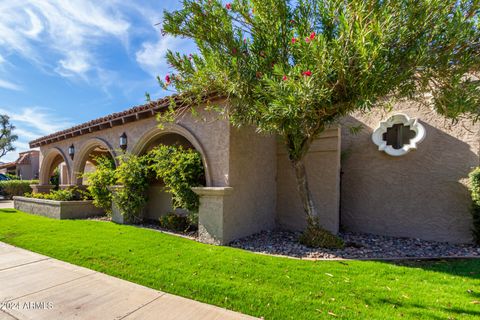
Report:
377,297,480,318
0,209,16,213
379,258,480,280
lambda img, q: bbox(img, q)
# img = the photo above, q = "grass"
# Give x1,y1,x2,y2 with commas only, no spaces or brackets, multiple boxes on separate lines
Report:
1,209,479,319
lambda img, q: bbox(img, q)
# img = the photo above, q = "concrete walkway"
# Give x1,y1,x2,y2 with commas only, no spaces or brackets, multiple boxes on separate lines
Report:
0,201,13,209
0,242,257,320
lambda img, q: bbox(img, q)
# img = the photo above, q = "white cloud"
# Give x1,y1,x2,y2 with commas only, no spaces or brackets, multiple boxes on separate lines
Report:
0,106,74,162
136,35,194,77
0,107,73,136
0,79,22,91
0,0,130,79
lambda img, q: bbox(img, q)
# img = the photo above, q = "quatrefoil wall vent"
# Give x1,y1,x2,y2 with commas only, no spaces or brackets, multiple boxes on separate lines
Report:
372,113,426,157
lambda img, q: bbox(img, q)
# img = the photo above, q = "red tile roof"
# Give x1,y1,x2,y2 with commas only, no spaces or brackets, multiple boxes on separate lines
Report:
29,93,223,148
29,94,184,148
0,162,16,170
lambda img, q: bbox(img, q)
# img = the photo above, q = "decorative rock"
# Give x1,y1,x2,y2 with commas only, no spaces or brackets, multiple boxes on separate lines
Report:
229,230,480,260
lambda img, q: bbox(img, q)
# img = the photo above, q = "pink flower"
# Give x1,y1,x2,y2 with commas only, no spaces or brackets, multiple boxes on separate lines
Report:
291,37,297,44
232,48,237,54
282,75,288,81
305,32,315,43
225,3,231,10
165,74,171,84
289,19,295,24
302,70,312,77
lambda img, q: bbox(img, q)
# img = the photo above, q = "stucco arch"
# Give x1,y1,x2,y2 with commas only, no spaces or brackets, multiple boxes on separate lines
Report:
132,123,212,187
39,147,71,185
72,137,117,185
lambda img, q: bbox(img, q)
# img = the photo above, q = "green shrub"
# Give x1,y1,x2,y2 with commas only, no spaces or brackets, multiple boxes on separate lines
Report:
50,167,60,190
145,145,204,212
5,173,20,180
299,217,344,249
0,180,38,199
24,187,92,201
159,212,193,232
83,156,116,215
113,153,149,223
468,168,480,244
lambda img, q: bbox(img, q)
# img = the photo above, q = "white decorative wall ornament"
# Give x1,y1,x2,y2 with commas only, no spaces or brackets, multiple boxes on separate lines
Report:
372,113,426,157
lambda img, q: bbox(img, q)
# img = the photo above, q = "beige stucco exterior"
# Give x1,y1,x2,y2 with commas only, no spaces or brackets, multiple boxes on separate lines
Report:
0,150,40,180
28,97,479,244
276,128,341,234
340,101,479,243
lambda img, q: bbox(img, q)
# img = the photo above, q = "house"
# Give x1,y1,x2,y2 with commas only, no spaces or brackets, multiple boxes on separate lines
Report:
0,150,40,180
28,96,478,244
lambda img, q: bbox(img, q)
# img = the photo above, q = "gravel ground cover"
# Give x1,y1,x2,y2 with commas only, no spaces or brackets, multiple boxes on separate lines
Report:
230,230,480,259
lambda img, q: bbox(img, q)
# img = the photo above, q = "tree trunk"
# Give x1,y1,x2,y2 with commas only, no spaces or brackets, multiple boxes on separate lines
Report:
292,157,318,227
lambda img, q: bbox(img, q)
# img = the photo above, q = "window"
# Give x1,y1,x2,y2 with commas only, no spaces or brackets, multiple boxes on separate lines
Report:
372,113,426,156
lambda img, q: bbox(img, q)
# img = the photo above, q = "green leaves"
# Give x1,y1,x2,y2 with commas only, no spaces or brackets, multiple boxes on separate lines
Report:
113,153,149,223
145,145,204,213
0,114,18,160
161,0,479,217
162,0,479,147
92,146,204,222
84,156,116,215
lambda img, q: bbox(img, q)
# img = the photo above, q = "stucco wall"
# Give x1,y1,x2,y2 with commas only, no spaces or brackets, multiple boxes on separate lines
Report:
145,183,173,220
341,101,480,243
276,128,342,233
17,152,39,180
222,126,277,242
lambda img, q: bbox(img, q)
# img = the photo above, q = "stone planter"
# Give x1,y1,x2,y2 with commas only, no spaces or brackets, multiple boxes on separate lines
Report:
13,196,105,220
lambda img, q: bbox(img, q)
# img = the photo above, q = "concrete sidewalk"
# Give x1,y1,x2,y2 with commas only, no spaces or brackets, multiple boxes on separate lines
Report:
0,242,258,320
0,201,13,209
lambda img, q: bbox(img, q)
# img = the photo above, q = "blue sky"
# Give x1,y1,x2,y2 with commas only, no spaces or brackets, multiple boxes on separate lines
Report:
0,1,196,162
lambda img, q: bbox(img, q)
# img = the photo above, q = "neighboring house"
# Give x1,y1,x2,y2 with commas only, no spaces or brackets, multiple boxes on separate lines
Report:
28,96,479,244
0,150,40,180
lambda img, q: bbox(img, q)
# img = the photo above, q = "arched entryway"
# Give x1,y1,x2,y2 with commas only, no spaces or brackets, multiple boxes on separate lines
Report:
132,124,210,220
39,147,71,186
72,138,117,186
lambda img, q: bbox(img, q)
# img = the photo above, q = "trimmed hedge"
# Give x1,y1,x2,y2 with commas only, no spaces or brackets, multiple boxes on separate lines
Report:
0,180,39,199
24,187,92,201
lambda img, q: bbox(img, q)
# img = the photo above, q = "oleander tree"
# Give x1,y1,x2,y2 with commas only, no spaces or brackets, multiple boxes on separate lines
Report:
160,0,480,232
0,115,17,160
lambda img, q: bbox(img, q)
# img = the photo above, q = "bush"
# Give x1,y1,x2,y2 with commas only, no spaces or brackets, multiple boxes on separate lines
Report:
468,168,480,244
0,180,38,199
145,145,204,212
83,156,116,215
50,167,60,190
159,213,193,232
24,187,92,201
299,218,344,249
113,153,149,223
5,173,20,180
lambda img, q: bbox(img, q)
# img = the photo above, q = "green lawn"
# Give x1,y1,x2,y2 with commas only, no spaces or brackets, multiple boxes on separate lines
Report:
0,209,479,319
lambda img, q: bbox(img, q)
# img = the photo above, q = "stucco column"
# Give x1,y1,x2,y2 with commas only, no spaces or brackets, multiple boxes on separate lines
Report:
30,184,55,194
192,187,233,245
60,163,69,185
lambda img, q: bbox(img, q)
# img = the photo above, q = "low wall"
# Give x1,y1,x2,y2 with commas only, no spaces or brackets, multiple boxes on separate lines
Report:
13,196,105,220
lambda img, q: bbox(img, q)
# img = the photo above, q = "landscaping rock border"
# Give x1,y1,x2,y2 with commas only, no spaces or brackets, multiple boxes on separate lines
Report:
230,230,480,260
